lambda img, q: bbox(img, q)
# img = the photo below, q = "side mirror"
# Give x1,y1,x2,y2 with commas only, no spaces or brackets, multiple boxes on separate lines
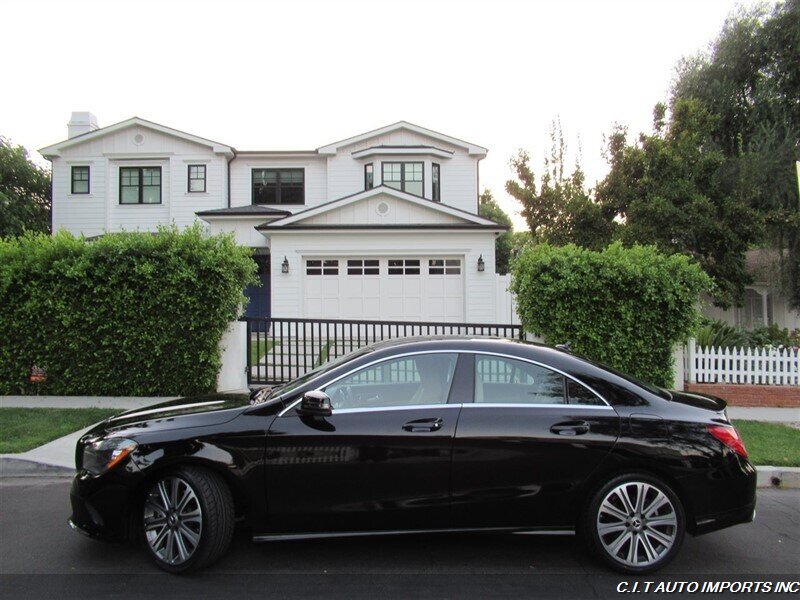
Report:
297,390,332,417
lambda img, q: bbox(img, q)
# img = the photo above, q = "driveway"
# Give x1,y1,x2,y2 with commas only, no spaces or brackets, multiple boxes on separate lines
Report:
1,478,797,599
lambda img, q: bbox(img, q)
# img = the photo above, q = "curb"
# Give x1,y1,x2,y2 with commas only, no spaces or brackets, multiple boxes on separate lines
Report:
1,455,799,487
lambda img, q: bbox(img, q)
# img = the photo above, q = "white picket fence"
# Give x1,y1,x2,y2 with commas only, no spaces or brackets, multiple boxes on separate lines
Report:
685,339,799,386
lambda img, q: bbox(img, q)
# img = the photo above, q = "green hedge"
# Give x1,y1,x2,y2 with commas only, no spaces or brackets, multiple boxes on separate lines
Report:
0,225,257,396
510,242,711,387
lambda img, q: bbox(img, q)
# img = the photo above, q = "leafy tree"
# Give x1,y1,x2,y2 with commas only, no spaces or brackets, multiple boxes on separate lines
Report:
671,0,800,305
478,189,513,274
506,120,614,250
595,98,761,308
0,137,51,237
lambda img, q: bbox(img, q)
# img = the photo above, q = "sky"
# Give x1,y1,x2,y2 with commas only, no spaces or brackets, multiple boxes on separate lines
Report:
0,0,758,230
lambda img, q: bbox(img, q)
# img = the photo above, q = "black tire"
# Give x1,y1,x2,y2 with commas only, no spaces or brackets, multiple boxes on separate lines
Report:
583,472,685,574
141,466,235,574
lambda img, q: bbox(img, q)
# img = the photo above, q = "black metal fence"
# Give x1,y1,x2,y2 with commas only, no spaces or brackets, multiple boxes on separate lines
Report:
243,316,524,385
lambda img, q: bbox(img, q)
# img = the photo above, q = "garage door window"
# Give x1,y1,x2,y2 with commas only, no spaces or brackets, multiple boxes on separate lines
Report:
347,259,379,275
428,259,461,275
388,259,420,275
306,259,339,275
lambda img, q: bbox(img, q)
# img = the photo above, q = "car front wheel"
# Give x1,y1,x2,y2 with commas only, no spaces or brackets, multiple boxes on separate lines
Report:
584,473,685,574
142,466,234,573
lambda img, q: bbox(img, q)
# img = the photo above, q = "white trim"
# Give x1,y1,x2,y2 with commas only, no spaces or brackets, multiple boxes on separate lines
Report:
352,147,454,159
318,121,487,156
266,228,504,235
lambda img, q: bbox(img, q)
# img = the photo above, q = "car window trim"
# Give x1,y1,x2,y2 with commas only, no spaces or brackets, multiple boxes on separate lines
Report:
278,349,611,416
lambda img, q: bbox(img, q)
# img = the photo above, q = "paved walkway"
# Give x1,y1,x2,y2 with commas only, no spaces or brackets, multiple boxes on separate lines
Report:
0,396,175,409
727,406,799,423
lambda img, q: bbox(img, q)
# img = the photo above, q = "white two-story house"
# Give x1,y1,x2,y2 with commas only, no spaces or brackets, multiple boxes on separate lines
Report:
40,113,507,324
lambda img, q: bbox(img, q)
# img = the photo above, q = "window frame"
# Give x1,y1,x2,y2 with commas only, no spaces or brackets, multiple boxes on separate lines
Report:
432,162,441,202
251,168,305,205
187,164,207,193
118,166,162,205
71,166,90,195
364,163,374,190
381,161,424,197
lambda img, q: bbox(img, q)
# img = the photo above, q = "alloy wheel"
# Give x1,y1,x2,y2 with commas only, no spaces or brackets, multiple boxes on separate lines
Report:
596,481,678,568
143,476,203,566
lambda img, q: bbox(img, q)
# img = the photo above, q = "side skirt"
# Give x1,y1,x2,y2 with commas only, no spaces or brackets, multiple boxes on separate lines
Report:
252,526,575,543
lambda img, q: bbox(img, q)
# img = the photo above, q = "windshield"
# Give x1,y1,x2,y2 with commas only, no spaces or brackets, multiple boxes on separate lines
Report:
275,346,375,399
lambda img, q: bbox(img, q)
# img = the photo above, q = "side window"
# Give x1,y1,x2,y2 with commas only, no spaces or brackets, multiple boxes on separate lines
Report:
567,379,605,406
323,353,458,410
475,355,565,405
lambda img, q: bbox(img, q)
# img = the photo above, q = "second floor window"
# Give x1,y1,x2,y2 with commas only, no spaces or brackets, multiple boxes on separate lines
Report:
71,166,90,194
188,165,206,192
432,163,441,202
120,167,161,204
382,162,423,196
364,163,374,190
252,168,304,205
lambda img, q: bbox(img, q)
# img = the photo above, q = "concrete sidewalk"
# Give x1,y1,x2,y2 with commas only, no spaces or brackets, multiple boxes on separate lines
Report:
727,406,799,424
1,396,175,409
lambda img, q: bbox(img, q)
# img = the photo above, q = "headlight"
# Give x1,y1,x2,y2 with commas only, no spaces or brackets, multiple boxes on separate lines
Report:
81,438,138,476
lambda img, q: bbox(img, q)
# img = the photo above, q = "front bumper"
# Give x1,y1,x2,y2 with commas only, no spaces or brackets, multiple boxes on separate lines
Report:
69,470,142,541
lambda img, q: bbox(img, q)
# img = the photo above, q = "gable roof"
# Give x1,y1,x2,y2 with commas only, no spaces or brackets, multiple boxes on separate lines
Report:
256,185,505,231
317,121,488,156
195,205,291,218
39,117,235,158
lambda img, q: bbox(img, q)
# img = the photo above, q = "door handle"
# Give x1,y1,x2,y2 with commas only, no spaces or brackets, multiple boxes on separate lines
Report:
402,418,443,432
550,420,590,436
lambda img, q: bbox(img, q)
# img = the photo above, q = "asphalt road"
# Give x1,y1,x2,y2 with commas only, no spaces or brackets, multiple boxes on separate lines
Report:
0,478,798,599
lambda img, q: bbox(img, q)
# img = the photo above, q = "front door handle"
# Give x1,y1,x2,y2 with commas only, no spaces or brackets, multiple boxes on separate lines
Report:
402,418,443,432
550,420,590,436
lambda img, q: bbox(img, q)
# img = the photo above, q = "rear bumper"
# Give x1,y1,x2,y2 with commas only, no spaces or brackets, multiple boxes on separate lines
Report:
692,500,756,536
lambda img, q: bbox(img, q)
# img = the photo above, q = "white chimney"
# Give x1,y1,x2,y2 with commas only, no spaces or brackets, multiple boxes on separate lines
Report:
67,112,99,138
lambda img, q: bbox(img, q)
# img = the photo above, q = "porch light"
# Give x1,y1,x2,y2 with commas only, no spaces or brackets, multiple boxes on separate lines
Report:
281,256,289,274
477,255,485,272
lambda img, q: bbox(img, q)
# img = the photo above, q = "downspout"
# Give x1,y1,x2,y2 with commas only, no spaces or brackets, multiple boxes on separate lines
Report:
227,149,236,208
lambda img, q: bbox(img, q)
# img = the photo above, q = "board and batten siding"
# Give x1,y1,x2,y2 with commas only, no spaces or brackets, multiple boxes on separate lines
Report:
229,156,327,211
299,193,464,226
52,125,227,236
269,231,497,323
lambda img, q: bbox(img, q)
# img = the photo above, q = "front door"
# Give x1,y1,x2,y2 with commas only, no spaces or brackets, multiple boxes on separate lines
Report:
450,353,620,529
264,352,463,533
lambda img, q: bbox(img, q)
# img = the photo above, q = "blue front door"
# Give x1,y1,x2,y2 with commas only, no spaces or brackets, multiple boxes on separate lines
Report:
244,254,271,319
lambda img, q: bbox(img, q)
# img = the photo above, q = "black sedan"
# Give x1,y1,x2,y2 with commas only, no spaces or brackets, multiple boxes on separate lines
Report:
69,337,756,574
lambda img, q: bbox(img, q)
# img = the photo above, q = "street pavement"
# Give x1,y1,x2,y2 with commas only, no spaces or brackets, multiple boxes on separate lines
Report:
0,478,797,599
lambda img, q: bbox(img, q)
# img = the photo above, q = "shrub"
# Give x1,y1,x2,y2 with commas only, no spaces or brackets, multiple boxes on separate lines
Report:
695,319,797,349
0,225,257,396
510,242,712,387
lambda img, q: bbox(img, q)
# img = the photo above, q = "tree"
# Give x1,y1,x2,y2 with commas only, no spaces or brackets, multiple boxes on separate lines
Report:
506,120,614,250
0,138,51,237
478,189,513,274
671,0,800,305
595,98,761,308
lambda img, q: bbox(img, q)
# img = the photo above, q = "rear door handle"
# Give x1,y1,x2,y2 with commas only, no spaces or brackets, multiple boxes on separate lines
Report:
402,418,443,432
550,420,590,436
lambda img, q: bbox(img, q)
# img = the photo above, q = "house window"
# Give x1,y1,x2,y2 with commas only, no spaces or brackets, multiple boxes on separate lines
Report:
71,166,90,194
347,259,379,275
428,259,461,275
364,163,374,190
432,163,441,202
382,162,423,196
306,259,339,275
119,167,161,204
388,259,420,275
188,165,206,192
252,168,304,205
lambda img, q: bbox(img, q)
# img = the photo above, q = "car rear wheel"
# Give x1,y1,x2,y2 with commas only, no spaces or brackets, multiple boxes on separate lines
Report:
142,466,234,573
584,473,685,574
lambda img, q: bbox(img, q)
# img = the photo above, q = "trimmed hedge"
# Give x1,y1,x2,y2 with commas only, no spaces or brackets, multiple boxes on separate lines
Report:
510,243,712,387
0,225,257,396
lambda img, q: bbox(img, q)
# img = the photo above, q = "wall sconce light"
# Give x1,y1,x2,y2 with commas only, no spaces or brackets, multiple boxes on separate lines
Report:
281,256,289,274
477,255,485,272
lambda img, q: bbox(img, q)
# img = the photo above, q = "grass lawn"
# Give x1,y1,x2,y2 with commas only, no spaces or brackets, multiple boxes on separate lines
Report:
250,339,279,364
0,408,119,454
732,420,800,467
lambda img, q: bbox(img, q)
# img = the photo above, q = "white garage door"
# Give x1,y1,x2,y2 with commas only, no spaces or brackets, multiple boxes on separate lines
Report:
303,256,464,322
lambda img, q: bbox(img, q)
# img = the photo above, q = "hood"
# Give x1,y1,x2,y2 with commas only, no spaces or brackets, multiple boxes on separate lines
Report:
669,389,727,413
97,394,251,435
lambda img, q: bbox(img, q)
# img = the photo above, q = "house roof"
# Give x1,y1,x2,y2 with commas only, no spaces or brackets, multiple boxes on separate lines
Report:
317,121,488,156
195,205,291,218
256,185,506,231
39,117,235,158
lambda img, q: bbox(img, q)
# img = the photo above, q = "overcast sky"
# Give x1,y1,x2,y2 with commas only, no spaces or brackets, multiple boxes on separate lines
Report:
0,0,756,229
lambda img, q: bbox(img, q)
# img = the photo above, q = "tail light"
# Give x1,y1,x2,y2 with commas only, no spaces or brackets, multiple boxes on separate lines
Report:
708,425,748,458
